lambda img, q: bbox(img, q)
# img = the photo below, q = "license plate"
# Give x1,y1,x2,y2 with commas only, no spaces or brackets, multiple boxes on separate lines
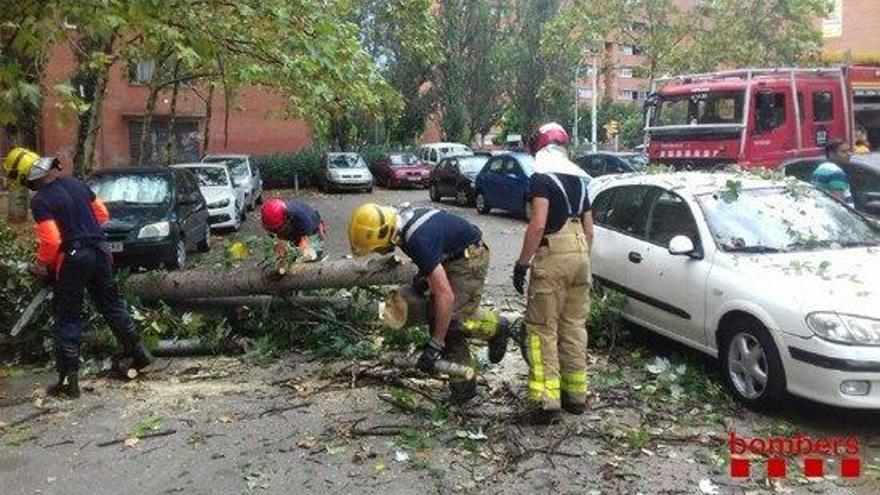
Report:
109,242,124,253
408,176,421,181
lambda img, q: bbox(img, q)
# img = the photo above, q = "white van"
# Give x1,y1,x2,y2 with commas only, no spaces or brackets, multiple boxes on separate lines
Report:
418,142,473,167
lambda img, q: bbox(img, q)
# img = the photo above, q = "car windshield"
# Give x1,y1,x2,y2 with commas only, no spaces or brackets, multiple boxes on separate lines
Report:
328,154,365,168
697,187,880,252
90,174,170,205
620,154,648,170
189,167,229,187
459,156,489,174
653,91,745,126
389,154,418,166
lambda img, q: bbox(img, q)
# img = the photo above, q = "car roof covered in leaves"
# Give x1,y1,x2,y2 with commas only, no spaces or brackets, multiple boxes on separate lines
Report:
590,171,788,197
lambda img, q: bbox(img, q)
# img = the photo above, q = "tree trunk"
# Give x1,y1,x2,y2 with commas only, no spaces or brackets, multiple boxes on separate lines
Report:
125,256,416,302
168,295,367,314
138,85,160,166
164,60,182,165
380,285,429,330
75,64,109,176
202,84,214,154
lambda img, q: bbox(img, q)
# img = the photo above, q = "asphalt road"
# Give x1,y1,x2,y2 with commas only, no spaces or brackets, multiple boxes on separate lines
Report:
244,185,528,306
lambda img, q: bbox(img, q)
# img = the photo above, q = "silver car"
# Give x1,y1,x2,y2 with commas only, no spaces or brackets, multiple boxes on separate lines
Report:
320,152,374,193
202,154,263,211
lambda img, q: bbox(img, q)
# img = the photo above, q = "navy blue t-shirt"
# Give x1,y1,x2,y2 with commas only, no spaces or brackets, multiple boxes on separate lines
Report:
31,176,105,245
400,209,481,276
528,172,591,234
279,200,322,241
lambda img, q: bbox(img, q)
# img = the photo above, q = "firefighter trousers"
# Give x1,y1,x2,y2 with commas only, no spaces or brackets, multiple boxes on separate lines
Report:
524,220,591,410
421,245,506,398
53,243,141,374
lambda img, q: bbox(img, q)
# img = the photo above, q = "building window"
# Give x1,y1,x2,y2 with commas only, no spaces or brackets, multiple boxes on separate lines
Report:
619,44,642,56
619,66,634,78
129,119,201,165
619,90,643,101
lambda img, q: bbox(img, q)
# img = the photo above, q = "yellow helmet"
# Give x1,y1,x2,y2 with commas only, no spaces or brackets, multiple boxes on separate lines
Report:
348,203,398,256
3,147,40,188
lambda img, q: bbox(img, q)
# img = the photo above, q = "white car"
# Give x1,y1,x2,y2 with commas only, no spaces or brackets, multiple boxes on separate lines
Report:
171,163,245,231
202,154,262,211
320,152,374,192
418,142,473,168
588,172,880,409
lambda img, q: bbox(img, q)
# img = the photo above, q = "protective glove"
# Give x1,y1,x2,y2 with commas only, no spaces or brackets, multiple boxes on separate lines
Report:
416,340,444,374
512,262,529,295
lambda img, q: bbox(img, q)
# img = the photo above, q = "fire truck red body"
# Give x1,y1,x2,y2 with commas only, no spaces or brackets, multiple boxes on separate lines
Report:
644,66,880,169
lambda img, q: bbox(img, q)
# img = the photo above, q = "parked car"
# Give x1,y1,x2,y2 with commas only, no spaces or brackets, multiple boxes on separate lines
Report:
171,163,245,231
320,152,373,192
418,142,473,168
370,152,430,188
89,168,211,270
202,154,262,211
588,172,880,409
575,152,648,177
429,155,489,206
782,154,880,219
473,152,535,217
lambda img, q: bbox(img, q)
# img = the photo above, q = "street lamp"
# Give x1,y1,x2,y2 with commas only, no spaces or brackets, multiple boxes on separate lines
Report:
573,43,600,153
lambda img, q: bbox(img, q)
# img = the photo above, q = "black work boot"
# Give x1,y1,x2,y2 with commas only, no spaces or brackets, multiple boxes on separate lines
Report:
487,316,512,364
449,379,478,405
130,342,154,370
518,407,562,425
47,371,80,399
561,393,586,415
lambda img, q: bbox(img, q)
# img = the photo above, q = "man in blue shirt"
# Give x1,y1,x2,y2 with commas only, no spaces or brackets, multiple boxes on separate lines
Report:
348,203,512,403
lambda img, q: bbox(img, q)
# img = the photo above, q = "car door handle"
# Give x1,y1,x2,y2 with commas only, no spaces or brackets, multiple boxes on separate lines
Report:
628,251,642,264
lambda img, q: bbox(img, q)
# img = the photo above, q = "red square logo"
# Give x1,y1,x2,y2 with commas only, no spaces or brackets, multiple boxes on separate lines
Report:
767,458,786,478
804,458,824,477
730,458,750,478
841,458,861,478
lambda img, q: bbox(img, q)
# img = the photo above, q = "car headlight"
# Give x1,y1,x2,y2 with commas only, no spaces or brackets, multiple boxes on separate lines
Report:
806,312,880,346
208,198,230,208
137,221,170,239
329,170,340,179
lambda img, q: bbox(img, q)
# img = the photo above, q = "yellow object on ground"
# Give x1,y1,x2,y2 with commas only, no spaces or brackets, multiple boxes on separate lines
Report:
228,241,248,260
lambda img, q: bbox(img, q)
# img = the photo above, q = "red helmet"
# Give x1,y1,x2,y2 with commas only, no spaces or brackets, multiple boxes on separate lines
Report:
532,122,570,152
261,198,286,231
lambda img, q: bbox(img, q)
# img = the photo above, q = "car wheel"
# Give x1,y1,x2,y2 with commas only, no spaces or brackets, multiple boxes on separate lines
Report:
232,211,242,232
240,208,247,221
429,184,441,202
168,239,187,270
197,226,211,253
719,318,786,411
475,192,490,214
455,189,469,206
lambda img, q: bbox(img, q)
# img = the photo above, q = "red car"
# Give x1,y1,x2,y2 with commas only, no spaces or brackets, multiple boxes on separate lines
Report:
370,153,430,188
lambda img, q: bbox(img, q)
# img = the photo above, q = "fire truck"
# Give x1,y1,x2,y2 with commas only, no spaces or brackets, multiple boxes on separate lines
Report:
644,66,880,169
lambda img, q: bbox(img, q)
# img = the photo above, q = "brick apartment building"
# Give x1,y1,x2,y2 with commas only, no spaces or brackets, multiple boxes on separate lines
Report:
36,41,312,169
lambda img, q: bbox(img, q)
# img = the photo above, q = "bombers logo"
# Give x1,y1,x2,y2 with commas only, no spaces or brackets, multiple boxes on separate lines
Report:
728,432,861,479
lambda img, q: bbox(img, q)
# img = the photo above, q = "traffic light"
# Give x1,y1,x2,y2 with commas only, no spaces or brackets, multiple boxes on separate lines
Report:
604,120,619,137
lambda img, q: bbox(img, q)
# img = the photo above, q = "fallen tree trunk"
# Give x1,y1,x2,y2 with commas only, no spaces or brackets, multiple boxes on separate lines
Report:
169,295,365,314
380,285,429,330
125,256,416,302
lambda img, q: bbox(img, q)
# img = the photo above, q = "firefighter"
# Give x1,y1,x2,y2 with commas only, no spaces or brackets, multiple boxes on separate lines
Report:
813,140,853,204
348,203,512,403
513,123,593,424
260,198,328,260
2,147,152,399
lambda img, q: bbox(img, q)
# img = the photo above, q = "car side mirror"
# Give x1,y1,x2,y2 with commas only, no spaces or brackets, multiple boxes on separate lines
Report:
668,235,696,256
